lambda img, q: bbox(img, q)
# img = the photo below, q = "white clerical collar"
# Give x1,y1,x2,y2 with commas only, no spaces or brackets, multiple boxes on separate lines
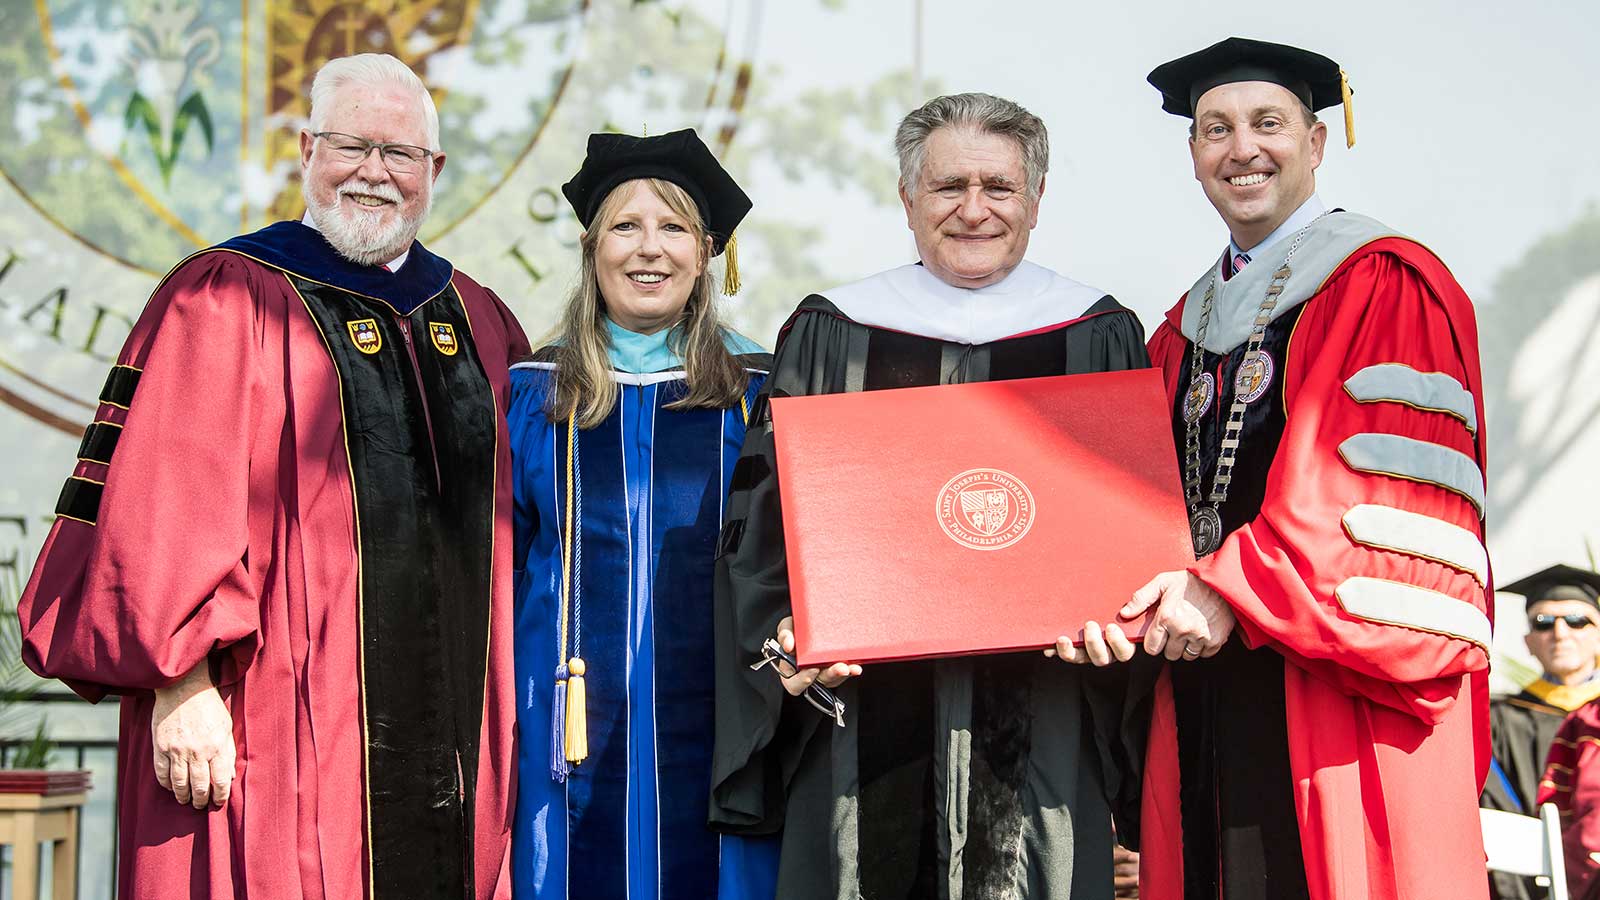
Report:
300,212,410,272
1227,193,1327,261
819,260,1108,345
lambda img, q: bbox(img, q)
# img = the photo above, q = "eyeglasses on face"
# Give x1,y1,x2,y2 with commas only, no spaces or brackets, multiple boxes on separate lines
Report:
312,132,434,174
1530,613,1598,632
750,637,846,727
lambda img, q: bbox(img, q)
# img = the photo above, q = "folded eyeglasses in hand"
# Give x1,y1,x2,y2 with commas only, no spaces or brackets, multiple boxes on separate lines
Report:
750,637,846,728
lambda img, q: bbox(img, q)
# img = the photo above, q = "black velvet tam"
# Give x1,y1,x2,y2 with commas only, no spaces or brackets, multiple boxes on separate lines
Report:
1148,37,1345,118
1502,564,1600,608
561,129,750,255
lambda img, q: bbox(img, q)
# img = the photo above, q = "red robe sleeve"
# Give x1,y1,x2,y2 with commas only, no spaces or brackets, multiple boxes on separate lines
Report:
18,252,269,700
1540,704,1600,898
1191,244,1491,725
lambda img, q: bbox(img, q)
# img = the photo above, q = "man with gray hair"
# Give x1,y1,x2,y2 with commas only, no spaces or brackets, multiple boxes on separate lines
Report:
711,92,1151,898
19,53,528,898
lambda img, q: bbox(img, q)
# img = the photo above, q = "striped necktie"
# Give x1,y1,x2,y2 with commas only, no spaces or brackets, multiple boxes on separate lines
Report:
1231,251,1251,276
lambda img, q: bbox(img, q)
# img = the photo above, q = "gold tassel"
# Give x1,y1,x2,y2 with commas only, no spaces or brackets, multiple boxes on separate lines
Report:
564,656,588,764
563,656,588,759
723,232,741,296
1340,68,1355,149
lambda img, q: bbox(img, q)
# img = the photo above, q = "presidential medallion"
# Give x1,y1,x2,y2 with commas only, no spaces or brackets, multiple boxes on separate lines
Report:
1189,505,1223,557
1183,371,1215,423
1233,349,1274,404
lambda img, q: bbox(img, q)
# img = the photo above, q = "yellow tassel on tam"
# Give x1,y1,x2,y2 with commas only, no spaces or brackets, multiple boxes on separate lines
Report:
564,656,588,764
723,232,741,296
1340,68,1356,149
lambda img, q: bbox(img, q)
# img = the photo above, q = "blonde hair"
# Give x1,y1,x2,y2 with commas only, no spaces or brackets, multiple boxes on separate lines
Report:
547,178,748,428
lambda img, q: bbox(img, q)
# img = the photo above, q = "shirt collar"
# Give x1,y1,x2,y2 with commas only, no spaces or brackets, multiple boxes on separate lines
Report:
1228,193,1327,260
301,211,410,272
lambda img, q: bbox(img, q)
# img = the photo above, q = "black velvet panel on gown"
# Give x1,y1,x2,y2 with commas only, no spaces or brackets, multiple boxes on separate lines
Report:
297,279,497,899
1168,302,1311,900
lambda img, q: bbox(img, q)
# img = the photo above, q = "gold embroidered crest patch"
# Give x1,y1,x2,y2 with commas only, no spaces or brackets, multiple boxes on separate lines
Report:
429,322,459,356
347,319,382,354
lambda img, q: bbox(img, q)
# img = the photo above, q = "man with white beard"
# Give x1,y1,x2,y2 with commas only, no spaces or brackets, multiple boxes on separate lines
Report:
17,53,529,899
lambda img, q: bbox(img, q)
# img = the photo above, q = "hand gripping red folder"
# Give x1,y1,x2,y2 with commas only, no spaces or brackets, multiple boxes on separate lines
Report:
770,369,1195,667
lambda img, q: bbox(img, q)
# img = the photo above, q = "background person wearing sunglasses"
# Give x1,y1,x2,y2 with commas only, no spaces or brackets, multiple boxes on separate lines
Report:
1482,564,1600,900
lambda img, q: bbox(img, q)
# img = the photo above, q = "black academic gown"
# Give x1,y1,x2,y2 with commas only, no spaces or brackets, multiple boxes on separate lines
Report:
709,269,1155,900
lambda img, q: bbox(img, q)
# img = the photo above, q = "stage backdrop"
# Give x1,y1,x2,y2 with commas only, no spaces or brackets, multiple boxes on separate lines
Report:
1,2,1598,893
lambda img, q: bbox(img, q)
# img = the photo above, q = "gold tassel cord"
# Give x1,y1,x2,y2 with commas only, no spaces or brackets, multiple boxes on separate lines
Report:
723,231,741,296
1340,68,1356,149
559,417,575,659
564,656,589,763
556,417,586,768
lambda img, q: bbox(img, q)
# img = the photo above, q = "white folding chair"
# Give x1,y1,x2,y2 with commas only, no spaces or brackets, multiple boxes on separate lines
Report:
1482,802,1569,900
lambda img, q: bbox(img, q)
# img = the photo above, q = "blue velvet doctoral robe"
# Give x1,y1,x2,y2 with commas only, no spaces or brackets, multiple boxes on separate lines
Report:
509,322,778,900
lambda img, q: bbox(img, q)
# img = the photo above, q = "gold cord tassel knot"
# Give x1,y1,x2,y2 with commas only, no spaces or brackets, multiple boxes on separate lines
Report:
564,656,589,764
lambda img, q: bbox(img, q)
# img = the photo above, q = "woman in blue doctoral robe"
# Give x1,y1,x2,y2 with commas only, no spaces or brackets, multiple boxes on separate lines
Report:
508,128,779,899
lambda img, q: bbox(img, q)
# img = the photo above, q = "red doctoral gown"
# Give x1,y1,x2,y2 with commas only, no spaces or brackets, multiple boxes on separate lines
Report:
1539,700,1600,898
18,224,528,900
1141,233,1492,900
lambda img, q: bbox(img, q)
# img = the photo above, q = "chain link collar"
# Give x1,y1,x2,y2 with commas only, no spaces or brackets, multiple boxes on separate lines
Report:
1181,213,1330,556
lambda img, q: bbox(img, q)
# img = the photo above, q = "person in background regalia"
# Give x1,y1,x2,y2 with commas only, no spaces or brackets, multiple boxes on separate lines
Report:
1540,705,1600,900
1118,36,1492,900
709,92,1153,899
1485,565,1600,900
506,129,780,900
16,53,528,898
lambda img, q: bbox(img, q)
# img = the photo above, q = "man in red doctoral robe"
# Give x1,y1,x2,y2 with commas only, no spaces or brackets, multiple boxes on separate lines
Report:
17,53,528,899
1539,638,1600,899
1117,37,1492,900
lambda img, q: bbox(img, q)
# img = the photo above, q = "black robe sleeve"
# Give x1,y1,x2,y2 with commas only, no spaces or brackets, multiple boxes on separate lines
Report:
1062,302,1167,852
709,299,849,834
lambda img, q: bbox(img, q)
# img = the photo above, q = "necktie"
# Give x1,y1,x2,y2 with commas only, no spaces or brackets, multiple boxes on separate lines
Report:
1232,251,1251,276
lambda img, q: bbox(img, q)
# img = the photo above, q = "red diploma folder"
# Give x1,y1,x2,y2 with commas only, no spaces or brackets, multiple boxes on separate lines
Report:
770,369,1195,667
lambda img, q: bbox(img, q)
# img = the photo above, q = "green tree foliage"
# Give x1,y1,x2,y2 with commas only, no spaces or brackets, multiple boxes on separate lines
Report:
1479,206,1600,523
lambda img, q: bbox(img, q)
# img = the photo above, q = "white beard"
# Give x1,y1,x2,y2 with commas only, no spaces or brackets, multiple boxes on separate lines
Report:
303,177,430,267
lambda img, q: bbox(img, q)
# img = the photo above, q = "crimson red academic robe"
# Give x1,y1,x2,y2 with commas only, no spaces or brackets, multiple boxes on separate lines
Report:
1141,235,1492,900
18,226,528,899
1539,701,1600,898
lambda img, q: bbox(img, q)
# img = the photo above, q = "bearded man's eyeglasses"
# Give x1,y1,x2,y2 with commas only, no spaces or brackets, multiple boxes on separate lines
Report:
1530,613,1598,632
313,132,434,174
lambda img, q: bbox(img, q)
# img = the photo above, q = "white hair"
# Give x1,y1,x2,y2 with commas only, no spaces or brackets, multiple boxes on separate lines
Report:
307,53,440,151
894,92,1048,200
